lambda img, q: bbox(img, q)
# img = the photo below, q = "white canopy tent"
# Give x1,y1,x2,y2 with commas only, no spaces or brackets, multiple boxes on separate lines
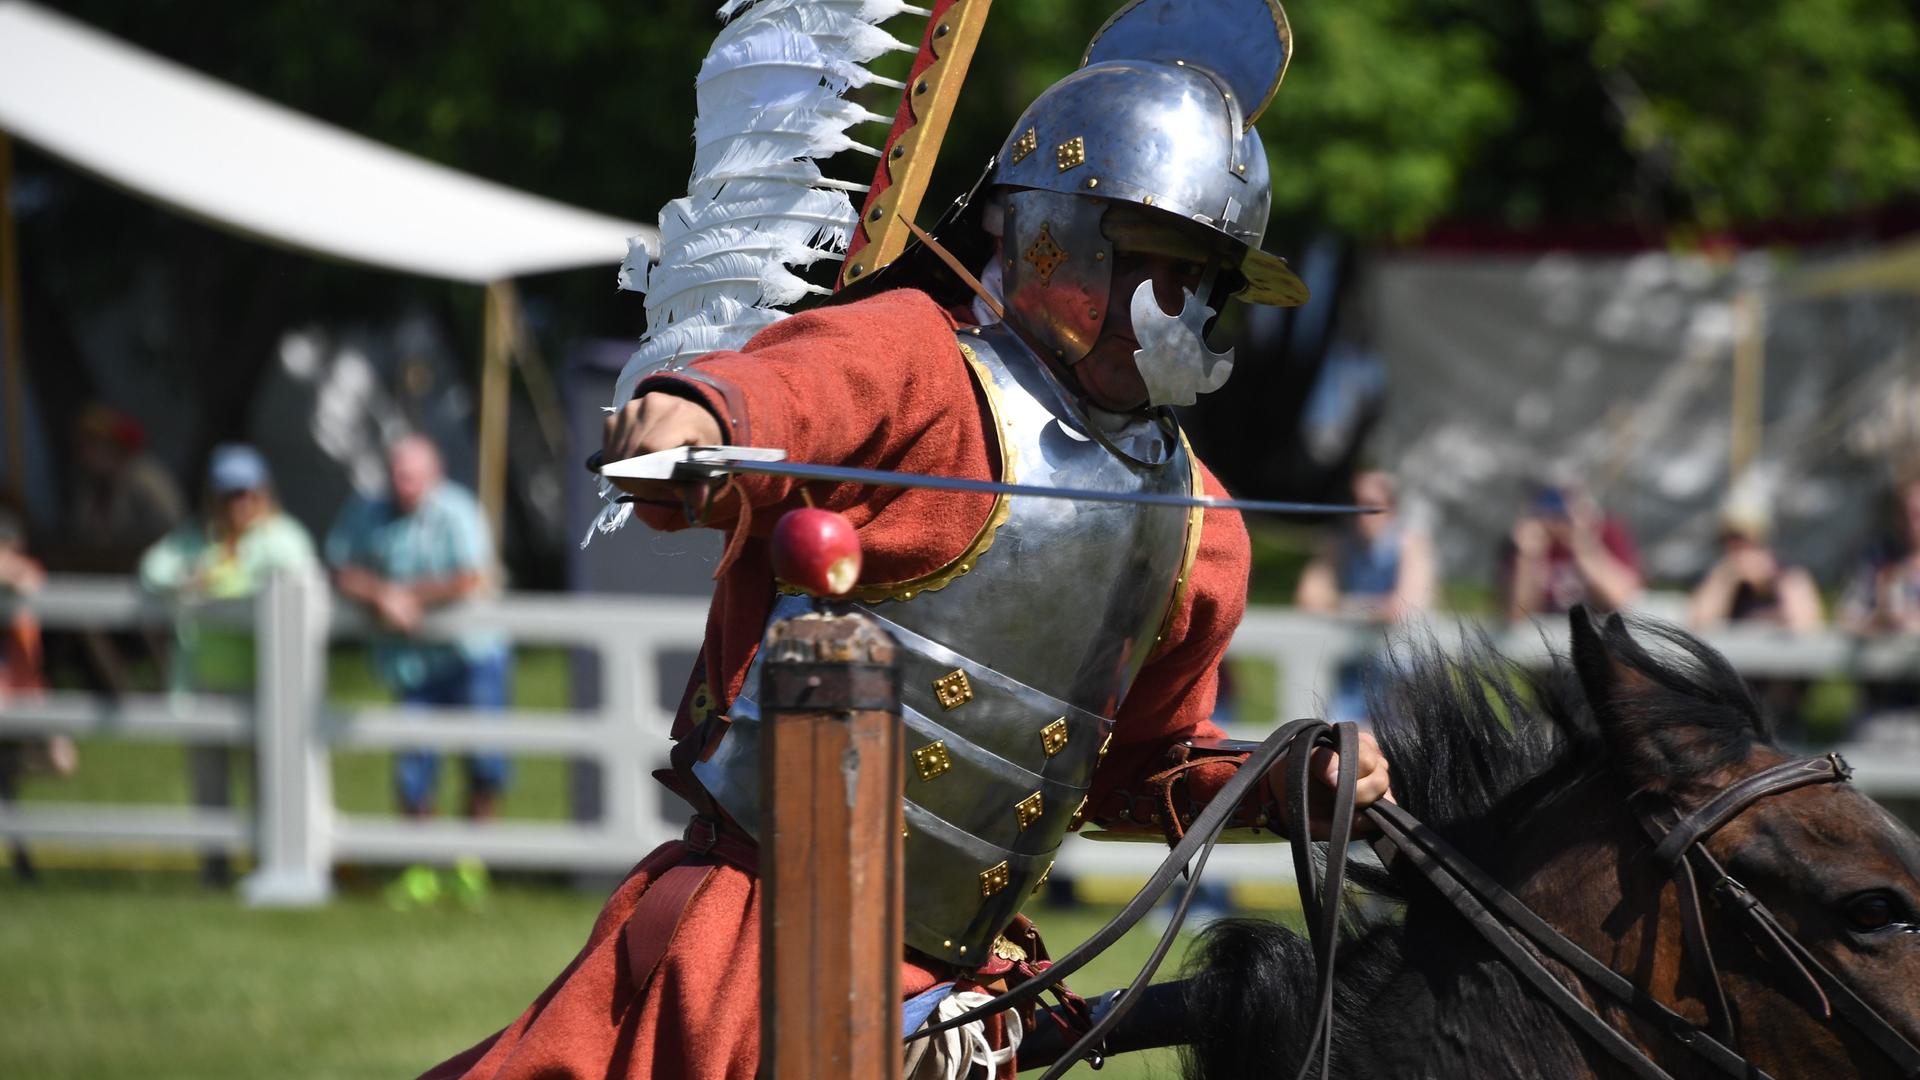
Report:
0,0,658,531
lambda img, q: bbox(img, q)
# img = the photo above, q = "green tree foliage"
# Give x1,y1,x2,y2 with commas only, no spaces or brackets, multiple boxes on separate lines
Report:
1259,0,1512,240
17,0,1920,567
1592,0,1920,229
38,0,1920,246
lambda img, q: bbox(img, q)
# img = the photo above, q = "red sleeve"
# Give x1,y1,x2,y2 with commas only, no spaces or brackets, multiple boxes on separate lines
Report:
627,289,999,585
1085,457,1253,830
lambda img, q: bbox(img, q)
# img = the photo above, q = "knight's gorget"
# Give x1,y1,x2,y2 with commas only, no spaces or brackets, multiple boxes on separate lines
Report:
693,321,1201,965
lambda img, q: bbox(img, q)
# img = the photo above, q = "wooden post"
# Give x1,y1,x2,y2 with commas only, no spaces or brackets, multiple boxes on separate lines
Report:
0,132,27,513
476,281,513,548
759,607,904,1080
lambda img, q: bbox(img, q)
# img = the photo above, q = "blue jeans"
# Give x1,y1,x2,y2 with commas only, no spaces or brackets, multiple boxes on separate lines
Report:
395,652,511,813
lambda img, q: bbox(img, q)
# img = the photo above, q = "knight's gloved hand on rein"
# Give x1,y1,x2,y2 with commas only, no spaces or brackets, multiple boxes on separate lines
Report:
1263,730,1394,841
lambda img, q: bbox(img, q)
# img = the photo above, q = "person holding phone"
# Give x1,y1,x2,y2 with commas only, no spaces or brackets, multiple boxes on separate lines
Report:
1503,481,1643,618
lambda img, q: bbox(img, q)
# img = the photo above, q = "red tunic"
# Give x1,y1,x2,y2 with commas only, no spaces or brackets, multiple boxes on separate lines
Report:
425,289,1252,1080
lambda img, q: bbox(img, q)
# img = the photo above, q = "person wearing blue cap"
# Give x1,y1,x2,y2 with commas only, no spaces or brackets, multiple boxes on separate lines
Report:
141,445,319,614
139,443,320,884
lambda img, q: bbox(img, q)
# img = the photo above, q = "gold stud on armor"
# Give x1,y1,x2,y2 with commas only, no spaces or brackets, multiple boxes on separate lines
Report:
980,861,1011,897
688,682,716,725
913,740,952,781
1040,718,1069,757
1023,223,1068,286
1098,732,1113,759
1069,795,1090,831
1031,860,1054,896
1015,791,1044,830
1055,135,1085,171
932,670,973,711
1011,127,1038,164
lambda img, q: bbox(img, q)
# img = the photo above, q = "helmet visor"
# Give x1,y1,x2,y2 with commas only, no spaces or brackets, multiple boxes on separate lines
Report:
1102,203,1309,308
1238,246,1310,307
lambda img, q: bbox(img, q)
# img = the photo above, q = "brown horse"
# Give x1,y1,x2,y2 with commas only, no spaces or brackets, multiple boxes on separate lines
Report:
1173,610,1920,1079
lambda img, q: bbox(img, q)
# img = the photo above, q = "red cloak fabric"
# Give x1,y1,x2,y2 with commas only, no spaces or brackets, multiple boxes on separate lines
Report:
424,289,1251,1080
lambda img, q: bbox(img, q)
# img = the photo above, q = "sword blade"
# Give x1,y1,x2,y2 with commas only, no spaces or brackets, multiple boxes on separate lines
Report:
599,448,1377,516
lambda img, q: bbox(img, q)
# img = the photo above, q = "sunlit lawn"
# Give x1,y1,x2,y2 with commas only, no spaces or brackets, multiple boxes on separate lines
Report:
0,864,1283,1079
8,645,1300,1078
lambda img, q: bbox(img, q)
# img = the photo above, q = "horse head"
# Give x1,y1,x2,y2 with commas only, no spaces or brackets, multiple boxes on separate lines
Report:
1564,608,1920,1078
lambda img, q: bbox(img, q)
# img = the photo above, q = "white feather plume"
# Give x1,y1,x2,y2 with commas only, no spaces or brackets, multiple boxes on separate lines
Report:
587,0,913,544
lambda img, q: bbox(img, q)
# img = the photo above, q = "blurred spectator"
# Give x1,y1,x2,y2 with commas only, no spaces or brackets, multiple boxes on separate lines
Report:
140,444,320,884
1503,482,1642,618
1296,470,1434,726
327,436,509,823
1839,473,1920,638
1839,473,1920,736
1689,498,1823,741
48,404,186,696
1296,470,1434,622
0,506,70,881
63,403,185,571
1688,501,1823,633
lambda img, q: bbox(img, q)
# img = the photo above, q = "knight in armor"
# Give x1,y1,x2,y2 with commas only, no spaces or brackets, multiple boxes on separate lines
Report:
427,4,1390,1078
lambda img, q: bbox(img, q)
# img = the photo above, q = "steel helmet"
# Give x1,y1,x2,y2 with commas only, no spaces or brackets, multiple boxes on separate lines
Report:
991,0,1307,396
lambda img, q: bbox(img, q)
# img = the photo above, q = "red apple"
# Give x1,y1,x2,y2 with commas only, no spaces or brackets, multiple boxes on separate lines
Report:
770,507,862,597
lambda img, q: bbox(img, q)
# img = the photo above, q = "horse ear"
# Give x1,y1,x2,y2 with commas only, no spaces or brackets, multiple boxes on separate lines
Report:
1570,605,1639,711
1569,606,1669,787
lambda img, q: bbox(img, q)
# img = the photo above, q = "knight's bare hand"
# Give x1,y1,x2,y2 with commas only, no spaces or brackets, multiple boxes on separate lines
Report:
602,392,725,501
1265,730,1394,840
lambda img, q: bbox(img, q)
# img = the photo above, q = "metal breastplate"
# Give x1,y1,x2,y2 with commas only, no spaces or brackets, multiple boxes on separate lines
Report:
694,322,1198,965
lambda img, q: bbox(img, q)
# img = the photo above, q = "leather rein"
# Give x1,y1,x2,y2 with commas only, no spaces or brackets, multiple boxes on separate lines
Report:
906,723,1920,1079
1371,750,1920,1080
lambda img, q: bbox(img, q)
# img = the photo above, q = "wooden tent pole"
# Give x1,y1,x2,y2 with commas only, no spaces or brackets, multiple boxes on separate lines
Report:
477,280,513,548
1730,289,1766,479
0,132,27,513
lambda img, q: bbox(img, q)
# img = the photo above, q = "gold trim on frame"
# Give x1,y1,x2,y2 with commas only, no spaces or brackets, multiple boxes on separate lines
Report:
1153,430,1207,649
793,340,1014,604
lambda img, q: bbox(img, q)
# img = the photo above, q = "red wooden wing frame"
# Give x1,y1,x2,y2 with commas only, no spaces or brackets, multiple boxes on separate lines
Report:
837,0,993,291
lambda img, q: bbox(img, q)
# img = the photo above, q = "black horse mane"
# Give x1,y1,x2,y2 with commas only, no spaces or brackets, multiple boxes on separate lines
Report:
1372,613,1769,849
1179,612,1771,1079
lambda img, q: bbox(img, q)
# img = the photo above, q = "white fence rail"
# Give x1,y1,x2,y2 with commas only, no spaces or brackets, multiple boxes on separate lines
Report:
3,574,1919,903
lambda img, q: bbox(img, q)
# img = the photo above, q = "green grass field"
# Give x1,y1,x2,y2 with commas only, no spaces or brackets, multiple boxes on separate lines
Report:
8,647,1287,1078
0,864,1262,1079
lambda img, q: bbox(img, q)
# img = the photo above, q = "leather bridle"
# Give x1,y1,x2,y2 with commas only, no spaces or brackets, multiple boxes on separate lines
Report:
1371,750,1920,1080
908,724,1920,1080
905,717,1361,1080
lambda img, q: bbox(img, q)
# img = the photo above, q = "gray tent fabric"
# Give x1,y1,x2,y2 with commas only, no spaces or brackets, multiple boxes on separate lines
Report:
1368,249,1920,586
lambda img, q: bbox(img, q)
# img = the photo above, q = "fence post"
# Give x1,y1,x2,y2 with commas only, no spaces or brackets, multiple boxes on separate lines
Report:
241,571,333,906
595,624,660,853
759,607,904,1080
